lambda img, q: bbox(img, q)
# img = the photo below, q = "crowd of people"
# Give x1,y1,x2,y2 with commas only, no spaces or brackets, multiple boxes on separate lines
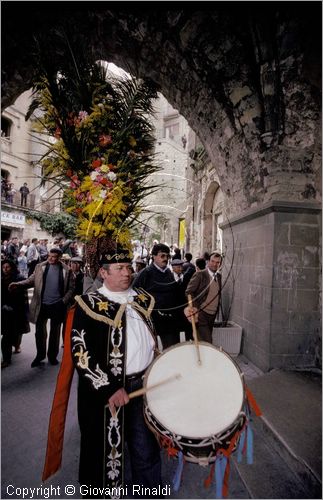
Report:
2,235,223,497
1,236,84,368
1,236,222,370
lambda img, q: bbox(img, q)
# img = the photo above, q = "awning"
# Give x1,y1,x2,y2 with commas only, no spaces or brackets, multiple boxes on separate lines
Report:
1,220,25,229
1,210,26,228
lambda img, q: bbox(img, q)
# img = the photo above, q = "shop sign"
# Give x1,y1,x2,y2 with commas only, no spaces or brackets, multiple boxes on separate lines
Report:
1,210,26,226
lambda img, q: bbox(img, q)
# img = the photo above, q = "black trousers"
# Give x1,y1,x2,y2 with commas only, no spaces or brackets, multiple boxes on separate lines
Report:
35,302,65,361
154,321,180,350
28,260,38,277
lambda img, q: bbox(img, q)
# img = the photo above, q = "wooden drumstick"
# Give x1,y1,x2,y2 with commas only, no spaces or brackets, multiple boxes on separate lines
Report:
128,373,182,399
188,294,202,365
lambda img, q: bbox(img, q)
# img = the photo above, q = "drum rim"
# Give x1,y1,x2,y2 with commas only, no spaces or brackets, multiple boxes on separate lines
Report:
143,341,245,441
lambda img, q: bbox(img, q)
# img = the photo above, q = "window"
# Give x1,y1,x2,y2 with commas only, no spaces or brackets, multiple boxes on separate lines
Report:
1,116,12,138
163,121,179,141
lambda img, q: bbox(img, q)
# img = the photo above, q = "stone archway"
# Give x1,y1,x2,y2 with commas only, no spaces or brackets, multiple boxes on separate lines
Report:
2,4,321,371
2,3,321,217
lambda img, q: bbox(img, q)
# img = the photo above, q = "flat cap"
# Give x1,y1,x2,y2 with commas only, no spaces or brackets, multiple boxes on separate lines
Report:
171,259,184,266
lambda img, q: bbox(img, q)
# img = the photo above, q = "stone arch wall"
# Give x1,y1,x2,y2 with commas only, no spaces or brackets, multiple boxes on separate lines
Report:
2,4,321,218
2,4,321,370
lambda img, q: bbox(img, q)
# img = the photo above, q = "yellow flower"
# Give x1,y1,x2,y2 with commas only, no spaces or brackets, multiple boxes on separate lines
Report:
128,135,137,147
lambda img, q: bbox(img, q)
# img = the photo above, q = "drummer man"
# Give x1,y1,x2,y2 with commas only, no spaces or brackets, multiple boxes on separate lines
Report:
43,247,162,497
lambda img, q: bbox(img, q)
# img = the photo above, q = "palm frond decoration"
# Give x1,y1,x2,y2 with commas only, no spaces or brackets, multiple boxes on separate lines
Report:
27,30,161,274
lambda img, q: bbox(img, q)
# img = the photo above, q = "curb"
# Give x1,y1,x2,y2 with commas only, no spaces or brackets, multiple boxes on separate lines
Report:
259,415,322,499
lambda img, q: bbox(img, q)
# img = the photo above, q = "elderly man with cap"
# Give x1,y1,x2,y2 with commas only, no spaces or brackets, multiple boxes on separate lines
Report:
42,247,162,498
171,258,184,282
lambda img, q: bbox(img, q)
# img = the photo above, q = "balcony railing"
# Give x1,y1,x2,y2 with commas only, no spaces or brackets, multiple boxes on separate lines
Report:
1,192,36,210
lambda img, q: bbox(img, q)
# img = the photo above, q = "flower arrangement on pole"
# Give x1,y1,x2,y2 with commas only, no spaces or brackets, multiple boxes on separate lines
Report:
27,32,160,276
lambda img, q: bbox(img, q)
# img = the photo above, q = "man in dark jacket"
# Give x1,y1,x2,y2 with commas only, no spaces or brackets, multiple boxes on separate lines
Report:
9,248,75,367
19,182,30,206
132,243,181,349
6,237,20,264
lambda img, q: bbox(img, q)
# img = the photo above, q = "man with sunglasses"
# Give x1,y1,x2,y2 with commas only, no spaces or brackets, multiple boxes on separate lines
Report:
132,243,181,350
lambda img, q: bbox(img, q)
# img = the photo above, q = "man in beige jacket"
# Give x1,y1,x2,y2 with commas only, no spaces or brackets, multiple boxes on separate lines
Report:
9,248,75,367
185,252,222,343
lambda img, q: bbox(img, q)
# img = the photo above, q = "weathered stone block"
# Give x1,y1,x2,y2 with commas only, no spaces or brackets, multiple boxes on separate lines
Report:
301,246,320,268
295,268,320,289
243,301,271,330
272,288,289,310
244,342,270,372
275,222,290,245
289,311,321,333
271,309,291,333
288,289,319,313
290,224,319,246
251,266,273,286
248,284,264,306
270,332,315,355
273,247,302,288
270,353,315,369
230,297,244,320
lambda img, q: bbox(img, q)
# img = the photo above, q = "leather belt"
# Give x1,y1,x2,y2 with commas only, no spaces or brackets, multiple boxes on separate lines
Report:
125,368,146,382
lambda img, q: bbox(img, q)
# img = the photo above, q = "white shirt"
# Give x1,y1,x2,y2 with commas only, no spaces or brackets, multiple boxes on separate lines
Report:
172,272,183,282
97,285,154,375
153,262,168,273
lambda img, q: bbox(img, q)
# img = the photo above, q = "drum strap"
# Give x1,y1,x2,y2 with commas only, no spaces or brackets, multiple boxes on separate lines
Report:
215,454,230,499
203,386,262,499
172,451,185,491
204,463,215,489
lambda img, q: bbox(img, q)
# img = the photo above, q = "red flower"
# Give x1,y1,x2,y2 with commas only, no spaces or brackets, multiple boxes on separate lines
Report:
67,112,76,127
99,134,112,147
92,159,102,169
66,169,73,178
100,178,108,185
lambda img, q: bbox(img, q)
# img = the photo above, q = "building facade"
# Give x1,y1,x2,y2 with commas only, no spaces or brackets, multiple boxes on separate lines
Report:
1,91,58,242
140,94,192,252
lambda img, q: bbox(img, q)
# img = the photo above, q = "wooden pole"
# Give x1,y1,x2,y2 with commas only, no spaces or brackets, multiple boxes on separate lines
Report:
188,294,202,365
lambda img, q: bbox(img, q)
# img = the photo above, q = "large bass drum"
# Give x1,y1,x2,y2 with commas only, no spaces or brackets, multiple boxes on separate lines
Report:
143,342,246,464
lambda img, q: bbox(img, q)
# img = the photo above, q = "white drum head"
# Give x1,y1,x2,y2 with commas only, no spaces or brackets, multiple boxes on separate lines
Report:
145,343,244,439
